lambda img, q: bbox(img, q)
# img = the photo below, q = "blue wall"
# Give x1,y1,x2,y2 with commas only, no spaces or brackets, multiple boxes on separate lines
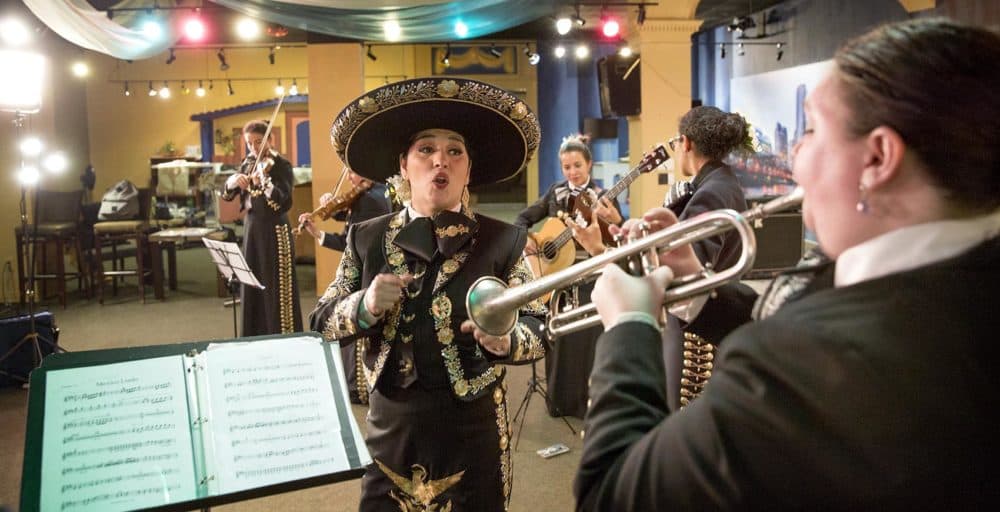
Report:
536,40,629,195
691,0,909,109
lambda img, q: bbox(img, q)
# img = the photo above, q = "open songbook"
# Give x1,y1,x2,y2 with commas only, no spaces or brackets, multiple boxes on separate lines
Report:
21,334,370,512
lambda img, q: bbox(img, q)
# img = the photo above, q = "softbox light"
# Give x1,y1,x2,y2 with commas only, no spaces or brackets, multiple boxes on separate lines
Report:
0,50,45,113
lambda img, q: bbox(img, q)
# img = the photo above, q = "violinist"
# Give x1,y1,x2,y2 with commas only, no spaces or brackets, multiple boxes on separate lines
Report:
222,119,303,337
297,169,392,253
297,169,391,405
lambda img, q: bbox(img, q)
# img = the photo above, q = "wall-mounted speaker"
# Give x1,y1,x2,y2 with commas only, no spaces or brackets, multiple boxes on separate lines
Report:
597,54,640,117
583,117,618,139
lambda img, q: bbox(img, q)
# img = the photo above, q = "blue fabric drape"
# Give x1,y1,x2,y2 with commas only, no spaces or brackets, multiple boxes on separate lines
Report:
210,0,559,42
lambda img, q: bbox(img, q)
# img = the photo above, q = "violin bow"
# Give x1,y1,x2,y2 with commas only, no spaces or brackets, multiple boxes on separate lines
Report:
248,91,287,174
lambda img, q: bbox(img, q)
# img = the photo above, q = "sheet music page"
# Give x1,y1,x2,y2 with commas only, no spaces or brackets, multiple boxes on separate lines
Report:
40,356,198,512
200,336,357,494
202,237,265,289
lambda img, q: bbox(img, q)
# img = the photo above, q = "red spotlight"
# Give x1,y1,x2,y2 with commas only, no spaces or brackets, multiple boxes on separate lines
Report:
601,17,620,38
183,17,206,41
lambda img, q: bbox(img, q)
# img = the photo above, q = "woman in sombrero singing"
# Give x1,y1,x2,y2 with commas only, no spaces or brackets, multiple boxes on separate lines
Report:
309,77,547,511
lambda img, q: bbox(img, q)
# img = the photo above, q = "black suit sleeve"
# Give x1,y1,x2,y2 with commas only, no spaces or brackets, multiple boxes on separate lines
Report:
576,316,865,510
322,231,347,252
515,184,556,229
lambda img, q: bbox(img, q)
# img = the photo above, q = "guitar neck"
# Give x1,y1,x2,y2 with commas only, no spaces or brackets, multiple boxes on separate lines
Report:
602,166,643,199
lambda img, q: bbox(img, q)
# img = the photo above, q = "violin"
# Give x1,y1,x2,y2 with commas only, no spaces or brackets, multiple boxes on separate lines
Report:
293,180,373,236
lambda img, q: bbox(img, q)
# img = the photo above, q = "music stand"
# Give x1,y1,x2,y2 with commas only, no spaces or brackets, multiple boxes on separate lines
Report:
510,359,576,450
202,237,264,338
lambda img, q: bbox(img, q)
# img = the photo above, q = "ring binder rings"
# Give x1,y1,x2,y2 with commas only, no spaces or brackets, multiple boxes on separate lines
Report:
20,333,370,512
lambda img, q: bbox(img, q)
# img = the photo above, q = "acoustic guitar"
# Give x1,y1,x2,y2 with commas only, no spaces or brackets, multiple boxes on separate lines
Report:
524,144,669,293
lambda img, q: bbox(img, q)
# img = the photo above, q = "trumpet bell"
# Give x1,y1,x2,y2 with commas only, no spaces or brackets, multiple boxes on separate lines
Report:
466,276,517,336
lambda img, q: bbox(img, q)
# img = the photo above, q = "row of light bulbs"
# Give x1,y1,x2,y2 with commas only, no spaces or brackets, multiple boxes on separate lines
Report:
121,78,303,98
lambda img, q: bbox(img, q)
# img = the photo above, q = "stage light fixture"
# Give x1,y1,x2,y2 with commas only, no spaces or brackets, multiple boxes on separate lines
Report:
720,44,726,59
71,61,89,77
637,5,647,26
366,44,377,61
147,81,156,96
776,42,784,61
574,44,589,60
17,165,39,186
159,81,170,98
181,80,190,95
738,43,745,56
1,18,31,46
554,45,567,59
236,18,260,40
524,43,540,66
141,19,163,41
227,79,235,96
42,152,67,174
165,47,176,65
268,46,276,65
20,137,42,157
441,43,451,67
183,17,206,41
555,17,572,35
619,46,633,58
275,79,285,96
454,21,468,38
217,48,229,71
572,5,585,26
123,81,130,96
383,20,401,41
289,79,299,96
195,80,206,97
487,44,502,58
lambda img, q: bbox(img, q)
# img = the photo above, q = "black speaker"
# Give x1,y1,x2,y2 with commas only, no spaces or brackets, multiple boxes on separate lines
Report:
583,117,618,139
0,311,59,386
749,212,804,277
597,54,640,117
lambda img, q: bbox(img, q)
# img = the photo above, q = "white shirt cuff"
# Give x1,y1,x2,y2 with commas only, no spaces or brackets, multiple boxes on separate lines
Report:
609,311,661,331
668,293,710,323
318,232,326,246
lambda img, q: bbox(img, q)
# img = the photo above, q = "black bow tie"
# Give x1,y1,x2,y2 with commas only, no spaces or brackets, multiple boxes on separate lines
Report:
393,211,476,262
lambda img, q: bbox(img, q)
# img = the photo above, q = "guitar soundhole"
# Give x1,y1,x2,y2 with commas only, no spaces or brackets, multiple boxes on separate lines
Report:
541,242,558,260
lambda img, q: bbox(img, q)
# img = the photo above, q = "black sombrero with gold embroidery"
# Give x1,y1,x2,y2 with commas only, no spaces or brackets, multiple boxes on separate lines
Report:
330,77,540,187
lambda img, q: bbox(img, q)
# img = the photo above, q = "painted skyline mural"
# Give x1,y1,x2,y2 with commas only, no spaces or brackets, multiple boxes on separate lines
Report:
728,60,832,199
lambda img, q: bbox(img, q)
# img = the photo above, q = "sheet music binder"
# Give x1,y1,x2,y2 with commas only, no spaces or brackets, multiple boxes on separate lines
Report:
20,333,370,512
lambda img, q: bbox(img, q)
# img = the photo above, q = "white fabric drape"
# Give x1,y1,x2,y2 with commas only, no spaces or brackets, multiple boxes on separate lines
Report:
23,0,181,60
273,0,449,8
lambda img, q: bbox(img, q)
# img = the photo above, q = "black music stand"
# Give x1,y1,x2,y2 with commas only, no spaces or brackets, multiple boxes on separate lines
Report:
202,238,263,338
510,359,576,450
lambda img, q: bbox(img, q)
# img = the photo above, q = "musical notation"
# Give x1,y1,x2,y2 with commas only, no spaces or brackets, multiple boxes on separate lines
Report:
201,337,353,493
40,356,199,512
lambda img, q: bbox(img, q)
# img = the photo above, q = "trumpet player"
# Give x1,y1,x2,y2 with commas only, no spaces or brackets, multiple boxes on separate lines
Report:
576,18,1000,510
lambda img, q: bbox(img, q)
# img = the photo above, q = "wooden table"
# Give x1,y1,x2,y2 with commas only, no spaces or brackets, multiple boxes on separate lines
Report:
148,227,223,299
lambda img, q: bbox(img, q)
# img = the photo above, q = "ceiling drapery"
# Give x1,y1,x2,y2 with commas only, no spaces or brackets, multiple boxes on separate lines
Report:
23,0,184,60
195,0,560,42
24,0,560,61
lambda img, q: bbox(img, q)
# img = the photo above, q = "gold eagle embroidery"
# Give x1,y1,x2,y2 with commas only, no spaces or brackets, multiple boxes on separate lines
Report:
375,459,465,512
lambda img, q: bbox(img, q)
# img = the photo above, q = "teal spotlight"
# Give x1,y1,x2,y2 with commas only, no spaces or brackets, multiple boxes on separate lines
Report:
454,20,468,38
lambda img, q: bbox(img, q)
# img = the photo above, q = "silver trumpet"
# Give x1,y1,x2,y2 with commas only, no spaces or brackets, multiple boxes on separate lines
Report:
465,187,805,338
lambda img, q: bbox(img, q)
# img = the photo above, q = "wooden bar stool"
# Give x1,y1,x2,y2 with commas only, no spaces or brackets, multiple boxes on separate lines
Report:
93,188,162,304
14,189,87,308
